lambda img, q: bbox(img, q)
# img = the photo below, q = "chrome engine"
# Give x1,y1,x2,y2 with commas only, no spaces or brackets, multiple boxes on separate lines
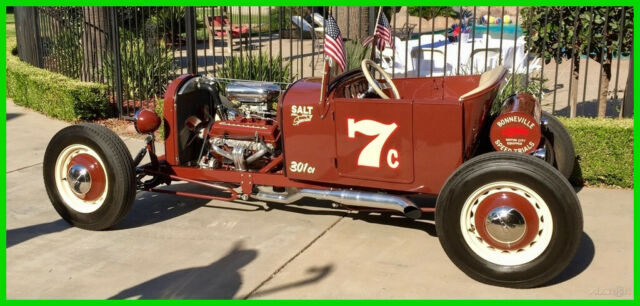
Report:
208,137,274,171
189,117,281,171
185,79,283,172
226,81,281,118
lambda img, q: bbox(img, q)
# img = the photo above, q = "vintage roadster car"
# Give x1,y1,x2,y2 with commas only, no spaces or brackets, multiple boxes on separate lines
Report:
44,60,582,288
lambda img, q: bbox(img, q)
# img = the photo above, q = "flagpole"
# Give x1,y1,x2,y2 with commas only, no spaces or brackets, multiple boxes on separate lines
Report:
370,7,383,60
319,58,330,105
319,7,333,106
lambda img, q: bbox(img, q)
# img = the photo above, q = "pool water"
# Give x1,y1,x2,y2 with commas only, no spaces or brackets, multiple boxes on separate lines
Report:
411,24,524,40
471,24,523,39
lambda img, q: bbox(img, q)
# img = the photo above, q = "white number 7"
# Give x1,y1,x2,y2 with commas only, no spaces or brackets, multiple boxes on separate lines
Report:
347,118,399,169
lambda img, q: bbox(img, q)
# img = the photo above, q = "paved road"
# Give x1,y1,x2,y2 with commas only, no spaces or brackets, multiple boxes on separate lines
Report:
6,99,634,299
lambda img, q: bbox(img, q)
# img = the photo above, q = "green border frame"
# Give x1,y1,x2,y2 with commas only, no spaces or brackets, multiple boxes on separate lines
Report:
1,1,638,302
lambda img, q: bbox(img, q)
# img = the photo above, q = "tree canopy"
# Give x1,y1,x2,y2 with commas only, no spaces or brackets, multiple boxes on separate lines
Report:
521,7,633,65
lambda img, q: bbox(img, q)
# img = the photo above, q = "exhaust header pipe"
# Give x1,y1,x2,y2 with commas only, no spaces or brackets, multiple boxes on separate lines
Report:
253,189,421,219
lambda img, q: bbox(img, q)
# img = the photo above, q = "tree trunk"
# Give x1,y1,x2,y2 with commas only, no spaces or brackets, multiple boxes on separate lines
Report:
81,7,109,82
569,55,580,118
621,51,633,118
335,6,370,41
597,59,612,118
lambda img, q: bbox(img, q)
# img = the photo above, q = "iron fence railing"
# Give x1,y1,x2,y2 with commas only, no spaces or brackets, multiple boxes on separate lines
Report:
14,6,633,119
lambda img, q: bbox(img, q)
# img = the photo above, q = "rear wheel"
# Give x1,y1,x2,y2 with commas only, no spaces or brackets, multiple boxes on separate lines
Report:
44,123,136,230
541,111,575,179
436,152,582,288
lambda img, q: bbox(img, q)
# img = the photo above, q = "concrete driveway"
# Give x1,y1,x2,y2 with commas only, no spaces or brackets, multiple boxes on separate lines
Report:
5,99,634,299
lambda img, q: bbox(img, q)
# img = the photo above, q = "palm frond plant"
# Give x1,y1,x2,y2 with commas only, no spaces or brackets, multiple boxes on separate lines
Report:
345,40,371,71
218,53,294,90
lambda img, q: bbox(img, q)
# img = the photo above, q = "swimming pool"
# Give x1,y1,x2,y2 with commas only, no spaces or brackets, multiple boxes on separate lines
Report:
411,24,524,40
471,24,523,39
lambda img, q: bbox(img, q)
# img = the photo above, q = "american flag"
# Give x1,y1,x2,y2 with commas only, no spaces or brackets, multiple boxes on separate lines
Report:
324,15,346,72
362,12,394,51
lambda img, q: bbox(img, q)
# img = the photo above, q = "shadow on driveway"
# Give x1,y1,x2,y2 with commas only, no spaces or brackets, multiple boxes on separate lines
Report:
545,232,596,286
246,265,333,299
113,184,213,230
109,242,257,299
6,113,23,121
6,219,70,248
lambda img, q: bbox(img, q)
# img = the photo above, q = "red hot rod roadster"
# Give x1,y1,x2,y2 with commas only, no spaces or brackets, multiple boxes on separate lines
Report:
44,60,582,288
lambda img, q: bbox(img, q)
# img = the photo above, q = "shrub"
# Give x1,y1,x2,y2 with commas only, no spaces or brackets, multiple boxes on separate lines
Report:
150,7,186,44
102,31,175,101
46,28,83,78
497,73,547,103
491,72,548,114
407,7,458,20
218,53,294,88
39,7,84,78
154,98,165,139
6,38,111,121
557,116,633,188
345,40,371,71
268,7,295,33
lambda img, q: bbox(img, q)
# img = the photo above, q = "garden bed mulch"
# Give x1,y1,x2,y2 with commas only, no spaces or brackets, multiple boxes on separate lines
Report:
93,118,163,141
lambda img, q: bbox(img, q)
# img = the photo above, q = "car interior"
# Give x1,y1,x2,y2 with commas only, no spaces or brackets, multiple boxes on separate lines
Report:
330,62,507,103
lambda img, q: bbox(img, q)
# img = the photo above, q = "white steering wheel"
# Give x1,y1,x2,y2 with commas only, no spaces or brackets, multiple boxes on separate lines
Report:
361,59,400,99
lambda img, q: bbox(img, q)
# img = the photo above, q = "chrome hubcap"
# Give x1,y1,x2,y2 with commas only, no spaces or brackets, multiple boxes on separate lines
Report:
67,164,92,196
485,206,526,244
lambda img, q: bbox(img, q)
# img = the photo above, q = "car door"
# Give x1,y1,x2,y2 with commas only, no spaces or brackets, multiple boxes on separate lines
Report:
334,97,414,183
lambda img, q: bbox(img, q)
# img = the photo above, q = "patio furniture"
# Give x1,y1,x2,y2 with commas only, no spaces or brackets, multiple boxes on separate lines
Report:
416,34,447,45
417,49,454,76
381,32,541,77
380,36,421,77
392,23,416,40
206,16,250,53
291,16,325,69
382,35,452,77
291,16,324,37
312,13,326,28
468,48,502,74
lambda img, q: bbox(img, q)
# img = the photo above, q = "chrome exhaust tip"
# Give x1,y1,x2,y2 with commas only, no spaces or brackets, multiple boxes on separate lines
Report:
403,206,422,219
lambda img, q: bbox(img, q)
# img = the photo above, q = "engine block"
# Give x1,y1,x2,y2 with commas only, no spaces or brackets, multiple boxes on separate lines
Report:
210,117,280,145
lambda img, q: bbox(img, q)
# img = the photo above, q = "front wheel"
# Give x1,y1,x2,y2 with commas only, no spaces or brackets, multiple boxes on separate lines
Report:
436,152,582,288
541,111,576,179
43,123,136,230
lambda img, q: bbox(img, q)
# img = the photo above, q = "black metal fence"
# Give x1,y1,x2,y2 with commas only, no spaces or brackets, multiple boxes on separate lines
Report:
15,6,633,119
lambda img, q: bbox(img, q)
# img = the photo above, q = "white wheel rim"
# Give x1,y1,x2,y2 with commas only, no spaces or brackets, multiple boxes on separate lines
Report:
459,181,553,266
54,144,109,213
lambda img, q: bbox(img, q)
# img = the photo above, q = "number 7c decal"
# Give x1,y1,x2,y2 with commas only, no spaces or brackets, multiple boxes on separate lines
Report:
347,118,400,169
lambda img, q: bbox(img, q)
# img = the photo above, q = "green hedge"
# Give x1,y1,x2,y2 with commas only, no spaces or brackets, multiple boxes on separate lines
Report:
557,116,634,188
155,98,165,139
6,38,112,121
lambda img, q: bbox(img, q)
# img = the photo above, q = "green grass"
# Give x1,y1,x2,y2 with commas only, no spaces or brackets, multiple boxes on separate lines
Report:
557,116,634,188
6,13,15,39
196,8,269,27
192,8,284,38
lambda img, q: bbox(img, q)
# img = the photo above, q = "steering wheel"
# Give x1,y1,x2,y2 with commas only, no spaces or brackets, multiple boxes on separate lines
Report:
361,59,400,99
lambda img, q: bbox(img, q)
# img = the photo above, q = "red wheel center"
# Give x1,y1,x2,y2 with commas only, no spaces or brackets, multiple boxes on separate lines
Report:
67,153,106,201
474,192,539,250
